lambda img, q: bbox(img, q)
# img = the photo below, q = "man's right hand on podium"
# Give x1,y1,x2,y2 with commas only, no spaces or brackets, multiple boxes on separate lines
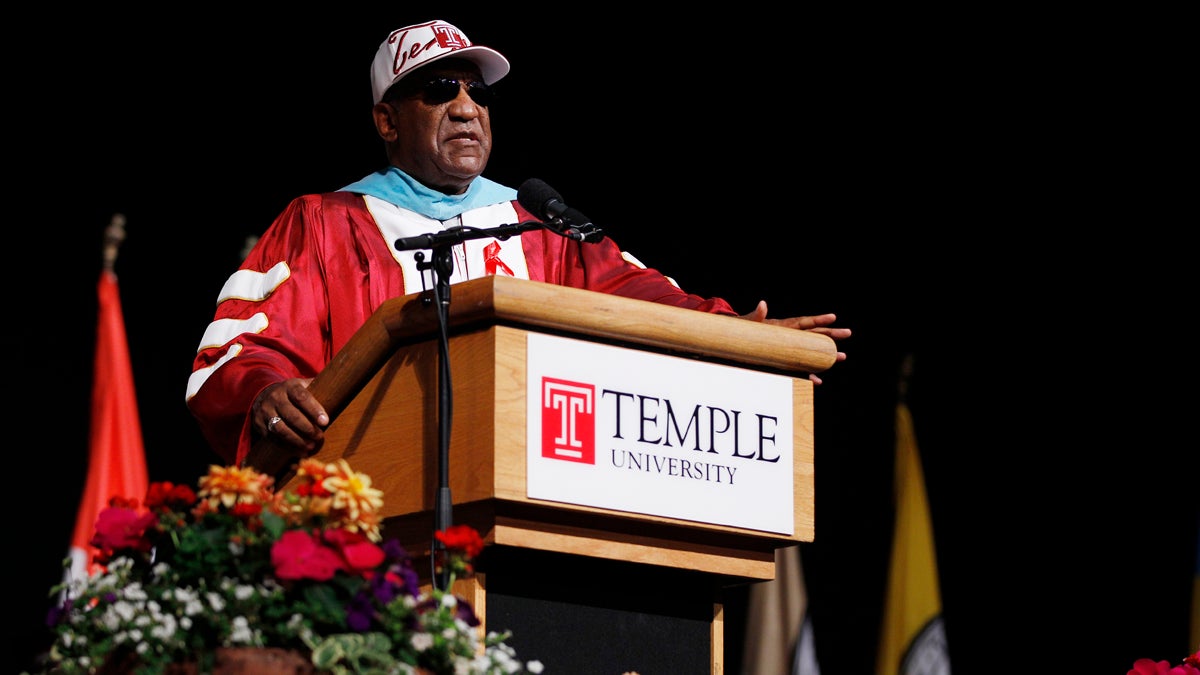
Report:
251,378,329,457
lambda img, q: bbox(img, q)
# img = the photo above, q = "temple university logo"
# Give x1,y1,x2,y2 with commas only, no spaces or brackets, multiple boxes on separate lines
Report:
540,377,595,464
431,22,469,50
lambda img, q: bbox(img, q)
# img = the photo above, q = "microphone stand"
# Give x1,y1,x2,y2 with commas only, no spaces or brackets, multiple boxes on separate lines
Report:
394,220,544,591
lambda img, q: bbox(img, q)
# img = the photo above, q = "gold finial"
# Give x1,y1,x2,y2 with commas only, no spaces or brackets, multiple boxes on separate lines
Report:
898,352,914,401
241,234,260,260
102,213,127,272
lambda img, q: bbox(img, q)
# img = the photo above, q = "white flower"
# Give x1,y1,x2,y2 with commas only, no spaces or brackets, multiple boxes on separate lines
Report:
150,613,178,641
411,631,434,652
183,594,206,616
113,599,138,622
124,582,149,601
100,608,122,631
229,615,255,644
206,590,227,612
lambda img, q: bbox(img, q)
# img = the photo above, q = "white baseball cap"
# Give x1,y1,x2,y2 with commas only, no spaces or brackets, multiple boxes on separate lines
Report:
370,19,511,104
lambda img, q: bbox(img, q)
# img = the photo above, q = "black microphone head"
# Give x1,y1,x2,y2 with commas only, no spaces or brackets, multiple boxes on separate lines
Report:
517,178,563,221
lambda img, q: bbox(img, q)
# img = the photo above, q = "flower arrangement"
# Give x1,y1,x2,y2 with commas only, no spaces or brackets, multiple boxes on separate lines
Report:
1128,649,1200,675
32,459,542,674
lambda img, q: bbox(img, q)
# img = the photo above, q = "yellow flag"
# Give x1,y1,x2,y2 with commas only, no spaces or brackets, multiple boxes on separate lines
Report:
1191,527,1199,652
876,394,950,675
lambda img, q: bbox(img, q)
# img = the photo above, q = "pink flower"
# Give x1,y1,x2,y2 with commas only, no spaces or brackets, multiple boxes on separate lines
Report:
89,506,158,562
1129,659,1172,675
271,529,345,581
1128,651,1200,675
323,528,386,574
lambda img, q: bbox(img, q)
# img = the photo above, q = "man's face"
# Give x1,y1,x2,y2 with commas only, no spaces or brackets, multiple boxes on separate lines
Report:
380,59,495,194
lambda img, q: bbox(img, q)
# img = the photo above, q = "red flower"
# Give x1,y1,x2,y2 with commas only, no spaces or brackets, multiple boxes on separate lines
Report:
108,496,139,510
89,506,159,563
271,529,346,581
230,502,264,520
435,524,484,558
323,528,386,574
143,482,197,513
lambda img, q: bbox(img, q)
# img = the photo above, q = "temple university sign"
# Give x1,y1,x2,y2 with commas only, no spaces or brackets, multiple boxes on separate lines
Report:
526,332,795,535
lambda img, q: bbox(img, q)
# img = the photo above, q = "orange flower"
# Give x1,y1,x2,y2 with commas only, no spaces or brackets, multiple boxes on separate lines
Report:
322,459,384,540
195,464,274,513
295,458,335,497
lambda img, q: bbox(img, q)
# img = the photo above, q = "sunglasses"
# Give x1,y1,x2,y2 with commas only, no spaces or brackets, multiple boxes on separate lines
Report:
418,77,497,107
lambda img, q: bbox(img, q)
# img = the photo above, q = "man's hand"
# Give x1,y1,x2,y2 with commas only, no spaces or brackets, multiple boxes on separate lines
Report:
251,378,330,456
739,300,850,385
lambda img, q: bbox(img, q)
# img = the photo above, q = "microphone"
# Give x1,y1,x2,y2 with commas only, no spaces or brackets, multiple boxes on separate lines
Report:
517,178,605,243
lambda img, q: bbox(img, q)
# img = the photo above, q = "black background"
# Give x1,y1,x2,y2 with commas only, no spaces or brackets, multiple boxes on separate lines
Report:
11,7,1196,674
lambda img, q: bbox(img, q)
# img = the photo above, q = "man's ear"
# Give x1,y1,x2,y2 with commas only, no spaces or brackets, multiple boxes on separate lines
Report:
372,102,399,142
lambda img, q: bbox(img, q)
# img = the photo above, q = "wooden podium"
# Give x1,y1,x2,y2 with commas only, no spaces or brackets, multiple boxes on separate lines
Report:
245,276,837,674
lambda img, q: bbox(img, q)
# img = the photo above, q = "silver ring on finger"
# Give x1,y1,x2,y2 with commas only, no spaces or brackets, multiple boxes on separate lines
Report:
268,416,283,431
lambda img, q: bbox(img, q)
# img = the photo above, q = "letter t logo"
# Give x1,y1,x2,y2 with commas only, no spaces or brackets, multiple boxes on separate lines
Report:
541,377,595,464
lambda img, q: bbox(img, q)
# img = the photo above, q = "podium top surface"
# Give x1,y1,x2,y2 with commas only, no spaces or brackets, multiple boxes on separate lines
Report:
378,276,838,374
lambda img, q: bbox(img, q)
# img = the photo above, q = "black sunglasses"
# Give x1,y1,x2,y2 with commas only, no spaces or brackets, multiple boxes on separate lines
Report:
418,77,496,107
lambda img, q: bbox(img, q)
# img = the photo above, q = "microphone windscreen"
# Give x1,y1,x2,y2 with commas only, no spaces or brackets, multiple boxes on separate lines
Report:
517,178,562,220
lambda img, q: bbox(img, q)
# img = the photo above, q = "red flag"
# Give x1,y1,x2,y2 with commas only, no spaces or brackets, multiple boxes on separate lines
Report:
67,220,148,587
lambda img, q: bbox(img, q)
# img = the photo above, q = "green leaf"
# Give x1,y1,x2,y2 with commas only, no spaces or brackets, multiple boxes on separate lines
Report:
261,509,286,538
309,632,397,670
